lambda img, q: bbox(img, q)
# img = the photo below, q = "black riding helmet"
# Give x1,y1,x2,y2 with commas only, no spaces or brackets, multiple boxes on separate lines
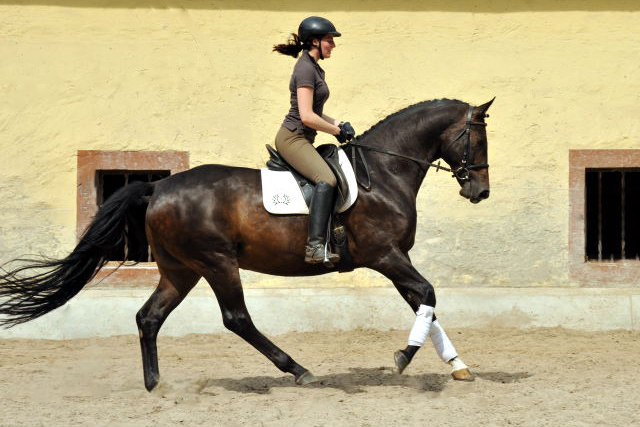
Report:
298,16,341,60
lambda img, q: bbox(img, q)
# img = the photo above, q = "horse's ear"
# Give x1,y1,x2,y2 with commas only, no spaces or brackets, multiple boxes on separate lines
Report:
475,97,495,117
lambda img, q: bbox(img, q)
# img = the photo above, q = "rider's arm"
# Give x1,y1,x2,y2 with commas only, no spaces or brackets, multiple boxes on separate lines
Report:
321,113,338,126
297,87,340,136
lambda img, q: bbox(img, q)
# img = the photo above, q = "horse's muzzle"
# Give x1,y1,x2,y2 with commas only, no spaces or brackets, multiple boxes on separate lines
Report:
459,182,490,204
470,189,490,204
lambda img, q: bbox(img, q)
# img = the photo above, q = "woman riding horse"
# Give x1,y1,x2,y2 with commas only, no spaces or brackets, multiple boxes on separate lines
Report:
0,44,494,388
273,16,356,264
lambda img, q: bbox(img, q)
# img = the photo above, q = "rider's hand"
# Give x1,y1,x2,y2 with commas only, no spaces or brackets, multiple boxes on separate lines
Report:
335,121,356,143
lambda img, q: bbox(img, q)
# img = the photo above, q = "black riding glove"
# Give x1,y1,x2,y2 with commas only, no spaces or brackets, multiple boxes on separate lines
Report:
335,121,356,143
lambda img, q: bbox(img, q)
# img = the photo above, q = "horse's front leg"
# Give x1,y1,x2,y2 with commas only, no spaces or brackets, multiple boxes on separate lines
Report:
371,250,473,380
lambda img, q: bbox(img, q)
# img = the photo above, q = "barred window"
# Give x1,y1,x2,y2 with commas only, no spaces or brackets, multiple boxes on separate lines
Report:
585,169,640,262
77,150,189,286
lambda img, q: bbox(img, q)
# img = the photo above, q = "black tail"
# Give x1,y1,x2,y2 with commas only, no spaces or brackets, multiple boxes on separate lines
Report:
0,181,154,327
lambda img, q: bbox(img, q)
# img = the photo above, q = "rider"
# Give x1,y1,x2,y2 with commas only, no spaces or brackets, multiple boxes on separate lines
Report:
273,16,356,265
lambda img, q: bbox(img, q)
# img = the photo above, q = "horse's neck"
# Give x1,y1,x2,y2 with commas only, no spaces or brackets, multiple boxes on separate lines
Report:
356,116,447,200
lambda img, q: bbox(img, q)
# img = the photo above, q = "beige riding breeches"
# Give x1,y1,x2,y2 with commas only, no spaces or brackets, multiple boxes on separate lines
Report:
274,126,337,187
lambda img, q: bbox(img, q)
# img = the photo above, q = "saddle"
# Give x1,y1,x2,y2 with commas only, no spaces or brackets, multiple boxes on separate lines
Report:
265,144,351,211
263,144,354,272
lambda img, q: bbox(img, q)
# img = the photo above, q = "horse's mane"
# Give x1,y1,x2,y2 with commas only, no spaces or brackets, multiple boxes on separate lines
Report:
355,98,466,140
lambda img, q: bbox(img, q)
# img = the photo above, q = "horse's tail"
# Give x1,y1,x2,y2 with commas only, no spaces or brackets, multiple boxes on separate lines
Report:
0,181,154,327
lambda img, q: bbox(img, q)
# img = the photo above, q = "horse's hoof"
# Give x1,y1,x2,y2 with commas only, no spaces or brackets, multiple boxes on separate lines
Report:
451,368,474,381
144,374,160,392
449,357,474,381
394,350,409,374
295,371,318,386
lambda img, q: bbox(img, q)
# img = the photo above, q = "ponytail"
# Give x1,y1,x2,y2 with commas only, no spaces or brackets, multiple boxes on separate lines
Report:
272,33,306,58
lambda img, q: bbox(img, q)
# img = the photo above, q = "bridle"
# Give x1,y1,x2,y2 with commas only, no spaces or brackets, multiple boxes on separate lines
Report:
346,104,489,190
442,104,490,181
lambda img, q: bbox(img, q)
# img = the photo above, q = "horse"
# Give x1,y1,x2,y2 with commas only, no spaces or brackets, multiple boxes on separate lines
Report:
0,98,493,391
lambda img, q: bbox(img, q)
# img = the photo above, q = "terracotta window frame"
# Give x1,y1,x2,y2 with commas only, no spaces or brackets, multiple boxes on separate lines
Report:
77,150,189,287
569,150,640,285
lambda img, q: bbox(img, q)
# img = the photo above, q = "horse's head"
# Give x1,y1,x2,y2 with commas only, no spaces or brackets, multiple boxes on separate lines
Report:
440,98,494,204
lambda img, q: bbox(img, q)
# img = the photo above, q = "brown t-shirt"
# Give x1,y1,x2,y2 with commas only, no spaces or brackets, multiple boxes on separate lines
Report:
282,51,330,142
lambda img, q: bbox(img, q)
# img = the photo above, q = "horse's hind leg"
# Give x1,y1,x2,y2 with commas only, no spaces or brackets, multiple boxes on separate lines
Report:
202,259,316,385
136,268,200,391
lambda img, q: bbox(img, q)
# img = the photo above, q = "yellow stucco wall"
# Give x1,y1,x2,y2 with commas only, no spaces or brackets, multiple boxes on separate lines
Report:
1,1,638,289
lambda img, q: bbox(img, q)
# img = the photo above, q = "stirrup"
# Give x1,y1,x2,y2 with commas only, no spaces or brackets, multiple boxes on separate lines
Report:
305,243,340,265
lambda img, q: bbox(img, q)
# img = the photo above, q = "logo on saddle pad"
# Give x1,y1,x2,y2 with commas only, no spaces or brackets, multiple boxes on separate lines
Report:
271,194,291,206
261,148,358,215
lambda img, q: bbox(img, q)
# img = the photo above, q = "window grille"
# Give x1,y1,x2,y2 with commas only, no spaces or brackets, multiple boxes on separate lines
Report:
97,170,170,262
585,168,640,262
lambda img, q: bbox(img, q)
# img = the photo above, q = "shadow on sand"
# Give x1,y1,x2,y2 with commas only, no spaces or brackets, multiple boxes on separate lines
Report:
198,368,533,395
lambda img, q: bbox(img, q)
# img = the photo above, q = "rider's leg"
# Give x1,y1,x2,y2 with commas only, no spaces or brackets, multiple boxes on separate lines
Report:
274,127,339,264
305,181,339,264
274,126,337,186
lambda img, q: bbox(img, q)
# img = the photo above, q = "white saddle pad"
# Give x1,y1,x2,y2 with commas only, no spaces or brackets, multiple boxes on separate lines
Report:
261,148,358,215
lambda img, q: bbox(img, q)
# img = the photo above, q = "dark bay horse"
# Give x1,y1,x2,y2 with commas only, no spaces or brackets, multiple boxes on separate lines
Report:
0,98,493,391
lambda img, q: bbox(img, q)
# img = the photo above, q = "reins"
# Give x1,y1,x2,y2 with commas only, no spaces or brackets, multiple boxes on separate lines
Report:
344,104,489,191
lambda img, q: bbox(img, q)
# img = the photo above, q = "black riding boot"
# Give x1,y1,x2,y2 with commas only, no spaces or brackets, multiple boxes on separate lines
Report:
305,181,340,265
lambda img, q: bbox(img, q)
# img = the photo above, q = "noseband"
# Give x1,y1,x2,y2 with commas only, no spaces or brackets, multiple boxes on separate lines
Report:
347,104,489,190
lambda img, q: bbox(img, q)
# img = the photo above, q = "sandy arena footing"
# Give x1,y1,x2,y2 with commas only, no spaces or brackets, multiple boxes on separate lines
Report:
1,327,639,426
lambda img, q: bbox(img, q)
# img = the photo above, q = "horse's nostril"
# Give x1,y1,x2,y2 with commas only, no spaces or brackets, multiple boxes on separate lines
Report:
479,190,490,199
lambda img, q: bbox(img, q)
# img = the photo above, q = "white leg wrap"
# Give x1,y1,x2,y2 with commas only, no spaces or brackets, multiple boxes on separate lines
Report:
449,357,468,372
429,319,458,363
407,304,434,347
